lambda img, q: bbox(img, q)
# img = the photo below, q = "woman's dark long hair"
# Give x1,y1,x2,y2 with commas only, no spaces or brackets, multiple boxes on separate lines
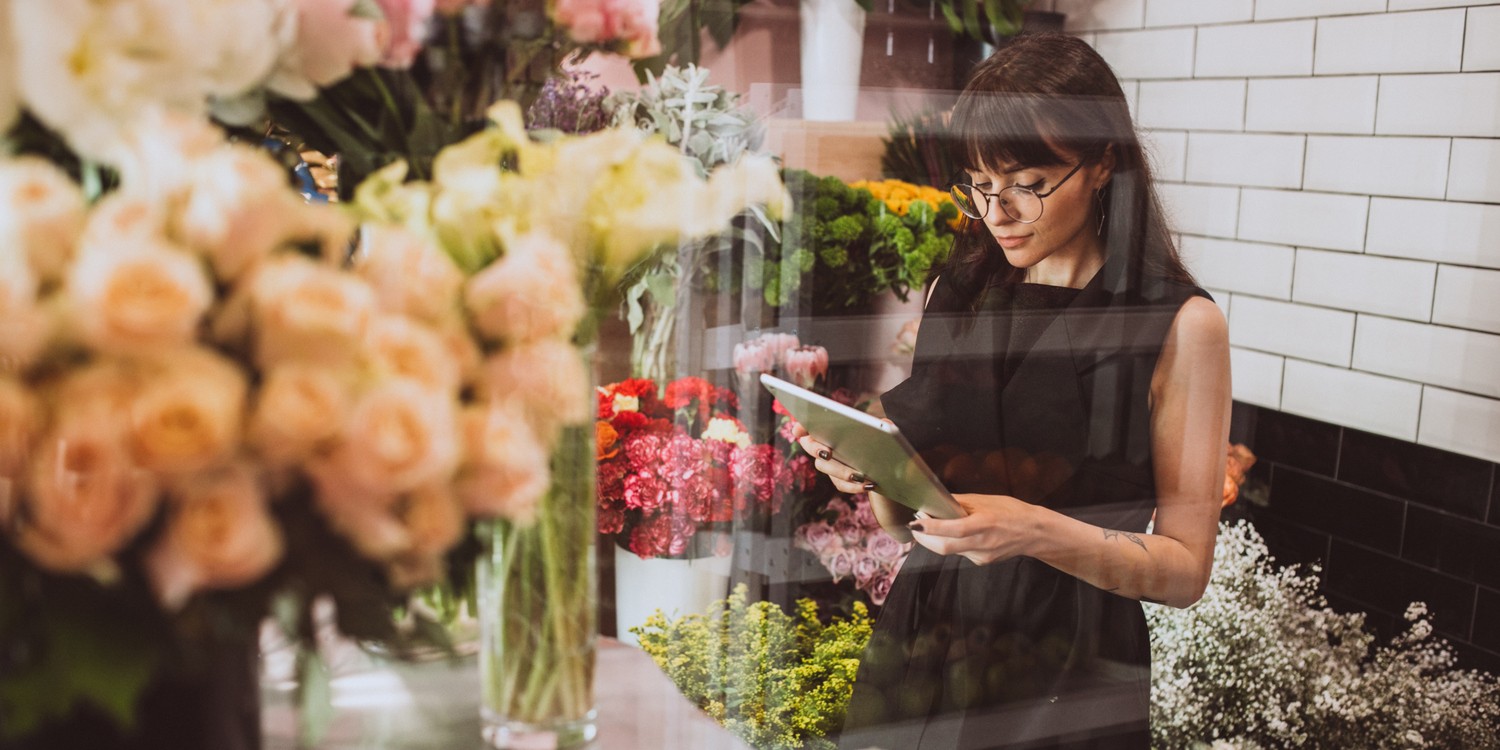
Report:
938,33,1196,310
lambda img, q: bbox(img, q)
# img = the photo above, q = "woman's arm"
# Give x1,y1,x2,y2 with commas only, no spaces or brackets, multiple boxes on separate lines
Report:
911,296,1231,608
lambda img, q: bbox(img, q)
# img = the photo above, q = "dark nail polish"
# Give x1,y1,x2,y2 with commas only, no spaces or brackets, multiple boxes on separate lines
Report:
818,450,830,460
908,522,925,532
863,482,877,491
850,472,866,483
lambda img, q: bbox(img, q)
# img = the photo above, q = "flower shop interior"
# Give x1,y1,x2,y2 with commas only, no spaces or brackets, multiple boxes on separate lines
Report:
2,1,1499,749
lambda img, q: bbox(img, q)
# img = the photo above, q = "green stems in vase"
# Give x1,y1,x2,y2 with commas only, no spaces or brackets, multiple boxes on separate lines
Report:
478,382,599,748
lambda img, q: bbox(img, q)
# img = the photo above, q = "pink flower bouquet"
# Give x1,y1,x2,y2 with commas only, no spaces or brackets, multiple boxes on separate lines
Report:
794,493,912,607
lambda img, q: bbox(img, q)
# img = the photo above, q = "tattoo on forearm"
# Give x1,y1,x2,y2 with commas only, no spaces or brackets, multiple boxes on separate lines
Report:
1102,528,1148,553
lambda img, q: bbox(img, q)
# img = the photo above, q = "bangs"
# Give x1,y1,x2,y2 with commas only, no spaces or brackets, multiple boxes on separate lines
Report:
949,90,1131,175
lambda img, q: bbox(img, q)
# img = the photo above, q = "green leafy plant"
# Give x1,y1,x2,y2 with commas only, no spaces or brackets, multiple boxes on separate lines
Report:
934,0,1035,42
740,171,957,315
634,584,874,750
881,107,959,190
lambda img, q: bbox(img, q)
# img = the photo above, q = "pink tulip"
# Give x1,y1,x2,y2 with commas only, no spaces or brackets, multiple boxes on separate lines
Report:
783,345,829,389
732,338,776,375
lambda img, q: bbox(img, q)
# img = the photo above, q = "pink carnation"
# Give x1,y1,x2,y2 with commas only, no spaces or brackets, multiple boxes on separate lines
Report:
622,470,667,512
625,433,667,469
597,503,626,535
730,444,777,510
597,460,628,503
628,513,672,559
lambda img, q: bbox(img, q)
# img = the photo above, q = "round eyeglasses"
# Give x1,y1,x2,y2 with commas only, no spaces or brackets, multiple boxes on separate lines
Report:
948,161,1086,224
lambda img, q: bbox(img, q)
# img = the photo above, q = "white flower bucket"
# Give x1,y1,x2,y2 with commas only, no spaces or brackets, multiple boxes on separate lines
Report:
613,542,733,646
799,0,867,121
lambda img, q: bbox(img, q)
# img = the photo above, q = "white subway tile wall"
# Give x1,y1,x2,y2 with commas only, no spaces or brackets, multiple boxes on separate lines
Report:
1352,315,1500,399
1418,386,1500,464
1365,198,1500,269
1432,266,1500,335
1254,0,1385,20
1237,189,1368,251
1302,136,1451,199
1141,129,1188,181
1313,10,1465,75
1094,28,1196,79
1098,2,1500,463
1143,0,1254,27
1157,183,1241,237
1465,7,1500,71
1229,347,1285,409
1228,296,1356,366
1244,77,1379,134
1447,139,1500,202
1181,236,1296,299
1056,0,1145,31
1186,132,1305,188
1290,250,1437,322
1194,21,1315,78
1138,80,1247,130
1375,74,1500,137
1281,360,1422,440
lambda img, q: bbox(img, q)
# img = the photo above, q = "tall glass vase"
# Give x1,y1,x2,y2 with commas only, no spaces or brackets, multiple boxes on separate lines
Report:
478,368,598,749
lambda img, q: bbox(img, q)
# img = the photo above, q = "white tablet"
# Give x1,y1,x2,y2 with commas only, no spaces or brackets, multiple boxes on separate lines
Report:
761,374,966,520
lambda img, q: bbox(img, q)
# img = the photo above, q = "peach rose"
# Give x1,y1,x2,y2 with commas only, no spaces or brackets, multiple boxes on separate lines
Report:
249,364,353,467
176,144,313,283
128,349,248,476
0,243,48,374
0,156,86,283
464,230,584,344
351,223,463,323
308,464,405,562
364,315,462,394
319,377,460,494
479,339,592,446
15,421,159,574
68,236,213,356
145,462,283,609
386,481,465,588
251,255,377,368
79,193,170,250
455,403,550,523
0,378,42,507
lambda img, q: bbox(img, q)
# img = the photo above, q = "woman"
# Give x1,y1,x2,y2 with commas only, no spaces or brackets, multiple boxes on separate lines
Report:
797,33,1231,749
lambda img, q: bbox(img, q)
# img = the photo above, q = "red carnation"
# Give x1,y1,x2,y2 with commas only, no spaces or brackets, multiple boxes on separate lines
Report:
597,460,628,502
772,398,790,416
624,433,667,468
597,503,626,535
628,513,673,559
730,443,778,511
611,410,651,433
623,470,668,512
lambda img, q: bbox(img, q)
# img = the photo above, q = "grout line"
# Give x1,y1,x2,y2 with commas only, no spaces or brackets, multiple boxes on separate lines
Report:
1460,8,1470,72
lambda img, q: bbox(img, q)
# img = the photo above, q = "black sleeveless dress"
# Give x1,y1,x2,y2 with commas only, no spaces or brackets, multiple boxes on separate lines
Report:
838,252,1212,750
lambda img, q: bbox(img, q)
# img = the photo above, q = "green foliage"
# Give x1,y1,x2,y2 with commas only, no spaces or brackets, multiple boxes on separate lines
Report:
880,106,959,189
632,0,762,80
634,584,874,750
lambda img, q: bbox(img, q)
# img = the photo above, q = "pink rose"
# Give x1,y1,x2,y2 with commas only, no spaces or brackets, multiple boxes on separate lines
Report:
824,547,856,583
553,0,662,58
853,553,881,586
869,574,893,606
795,521,838,555
374,0,436,69
145,462,282,609
782,345,829,389
852,496,879,529
128,349,248,476
271,0,383,100
834,516,865,545
866,531,904,563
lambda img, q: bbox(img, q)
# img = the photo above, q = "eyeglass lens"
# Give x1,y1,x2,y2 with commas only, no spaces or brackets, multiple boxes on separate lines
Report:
948,184,1044,223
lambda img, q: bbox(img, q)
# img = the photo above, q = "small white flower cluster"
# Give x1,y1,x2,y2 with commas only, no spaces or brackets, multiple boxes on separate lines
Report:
1148,520,1500,749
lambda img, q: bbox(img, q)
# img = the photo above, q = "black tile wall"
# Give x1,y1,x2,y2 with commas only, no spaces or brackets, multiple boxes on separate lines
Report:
1401,506,1500,591
1337,428,1493,520
1244,408,1342,477
1325,541,1475,642
1230,402,1500,673
1475,588,1500,654
1265,466,1405,552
